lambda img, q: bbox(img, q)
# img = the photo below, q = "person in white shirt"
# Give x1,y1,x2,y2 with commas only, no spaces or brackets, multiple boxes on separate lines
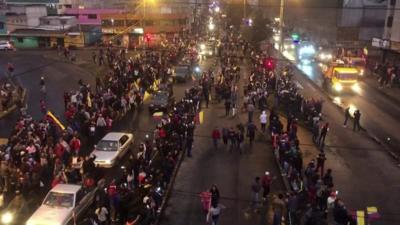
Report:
259,111,268,132
95,205,109,225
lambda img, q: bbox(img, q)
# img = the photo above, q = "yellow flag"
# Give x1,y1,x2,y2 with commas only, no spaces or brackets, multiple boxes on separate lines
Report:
199,111,204,124
47,111,65,130
356,210,365,225
143,91,151,101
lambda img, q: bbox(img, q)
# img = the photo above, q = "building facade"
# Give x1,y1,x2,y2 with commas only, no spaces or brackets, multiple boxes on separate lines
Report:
101,12,190,48
64,8,124,26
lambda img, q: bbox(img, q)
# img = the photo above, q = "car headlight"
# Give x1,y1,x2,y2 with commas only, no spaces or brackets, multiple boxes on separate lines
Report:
327,54,332,59
2,212,13,224
319,54,326,60
208,51,213,56
333,83,343,92
352,83,361,93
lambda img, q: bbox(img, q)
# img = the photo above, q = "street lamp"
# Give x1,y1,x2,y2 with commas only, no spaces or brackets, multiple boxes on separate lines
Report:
278,0,285,52
111,18,115,34
208,22,215,31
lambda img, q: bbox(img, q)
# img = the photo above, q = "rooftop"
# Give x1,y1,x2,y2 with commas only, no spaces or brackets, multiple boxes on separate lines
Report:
51,184,81,194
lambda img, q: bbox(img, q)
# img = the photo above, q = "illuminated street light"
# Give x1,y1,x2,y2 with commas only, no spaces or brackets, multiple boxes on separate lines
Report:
214,6,220,13
208,22,215,30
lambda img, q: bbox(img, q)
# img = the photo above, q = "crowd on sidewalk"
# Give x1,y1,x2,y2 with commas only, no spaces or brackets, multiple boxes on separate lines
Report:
372,61,400,88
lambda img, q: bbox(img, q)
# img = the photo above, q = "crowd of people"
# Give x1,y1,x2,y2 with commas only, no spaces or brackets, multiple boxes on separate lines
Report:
0,35,204,225
372,61,400,88
235,47,358,225
90,86,201,225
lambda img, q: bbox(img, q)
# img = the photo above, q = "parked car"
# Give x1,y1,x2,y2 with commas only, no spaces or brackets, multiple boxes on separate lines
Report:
25,183,99,225
0,41,15,51
148,91,174,114
93,132,134,168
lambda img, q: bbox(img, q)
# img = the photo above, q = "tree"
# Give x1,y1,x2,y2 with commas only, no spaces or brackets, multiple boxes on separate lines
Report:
250,9,272,44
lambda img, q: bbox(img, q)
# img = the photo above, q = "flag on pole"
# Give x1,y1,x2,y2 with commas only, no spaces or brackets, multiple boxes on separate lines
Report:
47,111,65,130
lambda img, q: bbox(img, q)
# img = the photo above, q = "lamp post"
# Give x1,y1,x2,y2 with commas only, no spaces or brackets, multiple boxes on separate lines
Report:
276,0,285,92
278,0,285,52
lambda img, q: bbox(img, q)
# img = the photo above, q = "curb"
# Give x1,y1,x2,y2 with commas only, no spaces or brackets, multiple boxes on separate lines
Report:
154,136,190,225
275,50,400,164
0,88,26,120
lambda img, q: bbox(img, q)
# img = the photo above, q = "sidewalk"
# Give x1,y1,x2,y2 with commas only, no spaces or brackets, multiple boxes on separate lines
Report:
363,73,400,106
159,62,284,225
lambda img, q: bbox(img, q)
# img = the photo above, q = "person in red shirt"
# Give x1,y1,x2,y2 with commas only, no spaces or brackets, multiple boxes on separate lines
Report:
211,127,221,149
261,171,272,200
54,139,65,160
69,135,81,155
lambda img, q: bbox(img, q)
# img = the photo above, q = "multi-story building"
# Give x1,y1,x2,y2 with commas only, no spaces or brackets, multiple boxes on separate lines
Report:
337,0,387,44
101,12,190,48
383,0,400,53
64,8,124,26
5,0,80,15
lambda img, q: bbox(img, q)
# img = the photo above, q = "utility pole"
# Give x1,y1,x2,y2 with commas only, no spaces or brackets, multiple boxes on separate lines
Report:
243,0,246,20
278,0,285,52
276,0,285,92
194,0,198,37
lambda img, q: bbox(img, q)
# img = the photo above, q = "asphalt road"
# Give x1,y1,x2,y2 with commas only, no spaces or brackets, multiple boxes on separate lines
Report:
295,59,400,156
280,53,400,225
0,51,95,137
159,57,284,225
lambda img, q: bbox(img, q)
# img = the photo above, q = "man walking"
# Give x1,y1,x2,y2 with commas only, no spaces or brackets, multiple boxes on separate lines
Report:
318,123,329,147
316,152,326,176
212,127,221,149
259,111,267,132
247,122,257,146
343,107,350,127
247,102,255,123
353,110,361,132
251,177,262,210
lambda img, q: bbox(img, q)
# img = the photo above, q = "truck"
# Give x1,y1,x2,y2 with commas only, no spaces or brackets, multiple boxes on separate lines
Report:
322,63,361,94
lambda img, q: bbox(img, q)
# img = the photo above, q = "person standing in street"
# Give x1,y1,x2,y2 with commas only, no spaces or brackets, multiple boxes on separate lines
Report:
224,98,231,116
343,107,350,127
207,202,226,225
261,171,272,201
259,110,267,132
318,123,329,147
247,122,257,146
40,76,46,97
251,177,262,210
212,127,221,149
222,127,228,146
186,134,194,157
247,102,255,123
272,193,286,225
353,110,361,132
316,152,326,177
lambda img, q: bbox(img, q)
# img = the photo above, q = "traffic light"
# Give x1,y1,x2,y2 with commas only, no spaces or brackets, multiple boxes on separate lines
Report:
264,57,275,70
291,33,300,44
144,33,152,43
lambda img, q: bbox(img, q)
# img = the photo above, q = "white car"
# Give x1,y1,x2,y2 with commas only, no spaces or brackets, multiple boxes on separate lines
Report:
0,41,15,51
26,184,96,225
93,132,134,168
